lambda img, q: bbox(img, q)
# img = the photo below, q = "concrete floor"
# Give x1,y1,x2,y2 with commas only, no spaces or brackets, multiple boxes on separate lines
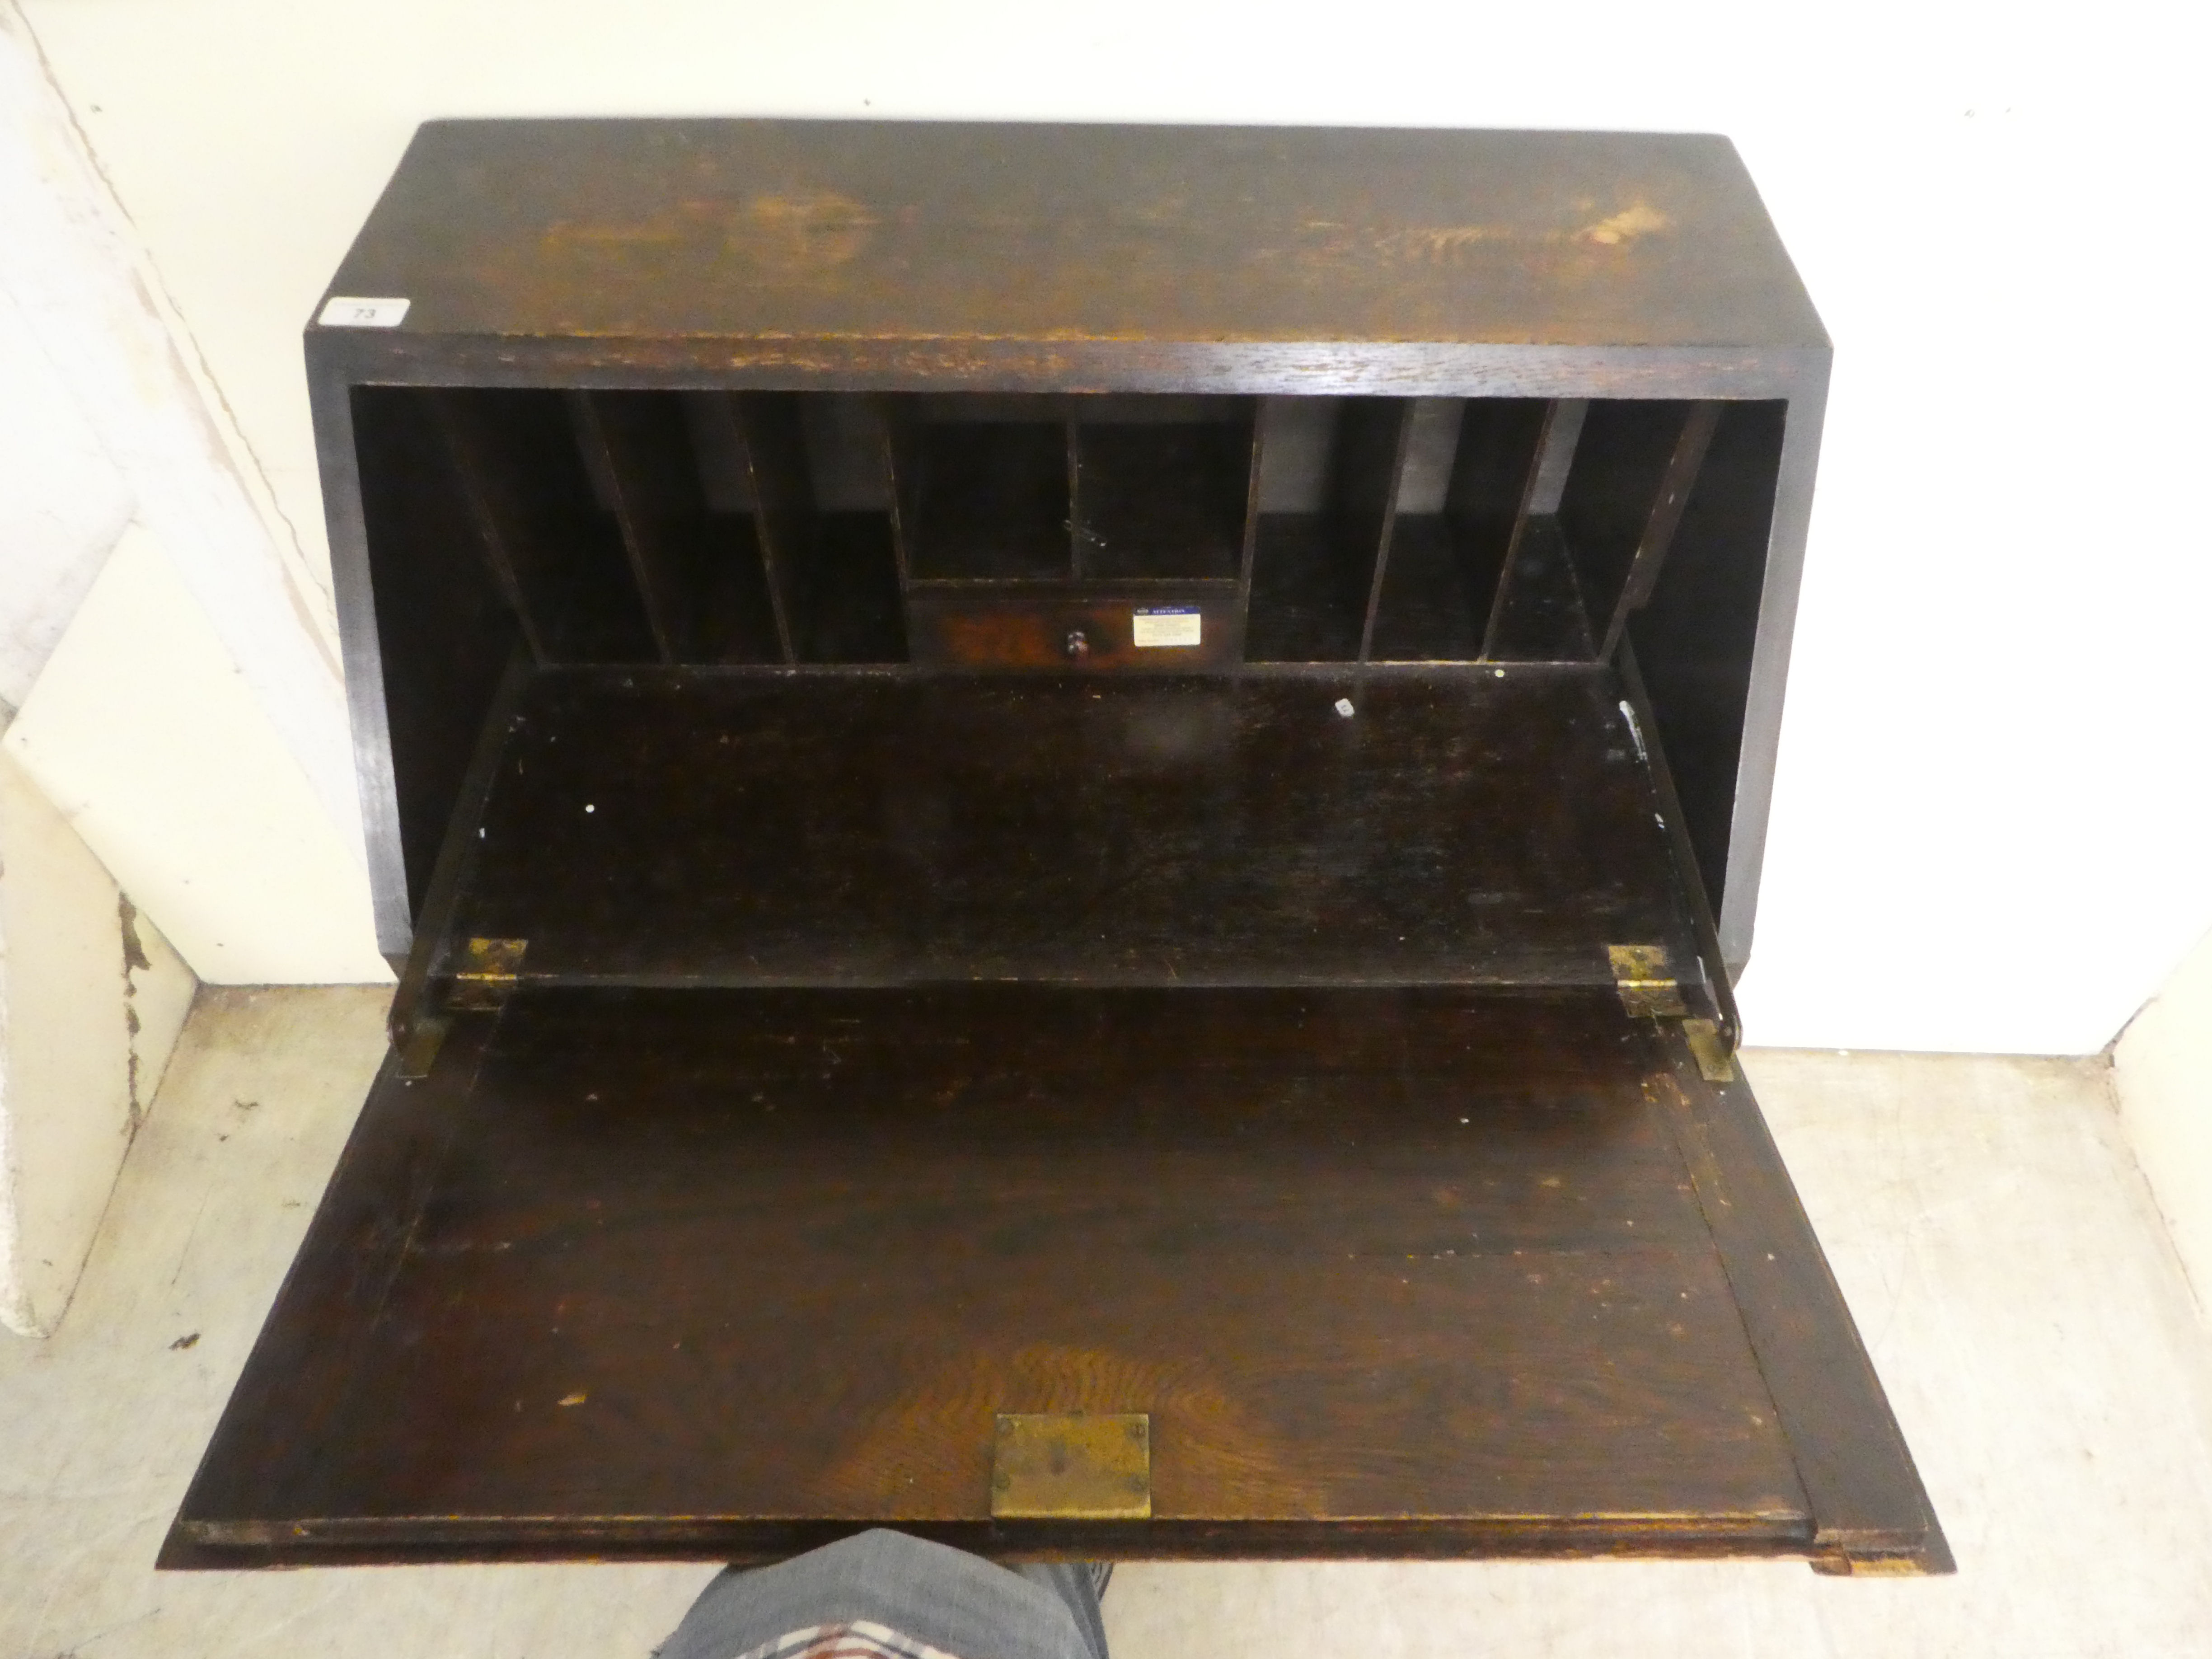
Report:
6,989,2212,1659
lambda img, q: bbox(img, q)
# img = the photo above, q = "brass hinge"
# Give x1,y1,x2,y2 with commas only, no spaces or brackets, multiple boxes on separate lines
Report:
449,937,528,1010
1609,944,1739,1082
1607,943,1688,1019
991,1413,1151,1520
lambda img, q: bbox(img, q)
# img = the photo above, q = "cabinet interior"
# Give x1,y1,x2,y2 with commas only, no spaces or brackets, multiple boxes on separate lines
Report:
356,386,1785,980
360,388,1778,669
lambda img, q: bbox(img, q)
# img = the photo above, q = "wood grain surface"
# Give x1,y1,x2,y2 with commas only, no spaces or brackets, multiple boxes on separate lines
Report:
170,988,1818,1563
321,123,1824,362
435,668,1702,991
219,120,1947,1577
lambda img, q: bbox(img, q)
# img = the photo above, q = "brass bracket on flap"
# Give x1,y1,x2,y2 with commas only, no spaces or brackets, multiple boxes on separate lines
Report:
394,1016,452,1081
449,937,528,1010
1809,1548,1941,1577
991,1413,1151,1520
1681,1017,1739,1083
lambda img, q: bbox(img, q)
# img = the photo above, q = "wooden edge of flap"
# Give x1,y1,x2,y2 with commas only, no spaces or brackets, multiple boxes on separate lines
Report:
1650,1029,1954,1576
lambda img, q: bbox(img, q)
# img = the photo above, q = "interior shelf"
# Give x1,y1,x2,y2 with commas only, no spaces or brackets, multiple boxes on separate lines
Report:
1073,411,1253,581
427,668,1700,993
895,415,1071,581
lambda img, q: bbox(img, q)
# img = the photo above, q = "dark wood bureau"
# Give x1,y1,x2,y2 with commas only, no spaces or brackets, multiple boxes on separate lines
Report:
163,120,1948,1576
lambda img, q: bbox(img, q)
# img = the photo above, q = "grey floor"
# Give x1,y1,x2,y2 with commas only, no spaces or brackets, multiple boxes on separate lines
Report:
6,989,2212,1659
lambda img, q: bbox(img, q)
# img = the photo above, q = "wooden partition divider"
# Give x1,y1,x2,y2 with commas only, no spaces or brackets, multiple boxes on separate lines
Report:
427,389,657,666
565,391,709,662
1594,402,1722,658
422,386,1724,675
1478,399,1590,661
684,392,797,664
1366,398,1547,662
427,394,546,665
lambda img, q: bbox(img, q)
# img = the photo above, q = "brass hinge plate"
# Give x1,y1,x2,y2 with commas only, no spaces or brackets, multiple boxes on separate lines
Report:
991,1413,1151,1519
1682,1017,1739,1083
1810,1551,1933,1577
394,1015,451,1081
449,937,527,1010
1607,943,1688,1020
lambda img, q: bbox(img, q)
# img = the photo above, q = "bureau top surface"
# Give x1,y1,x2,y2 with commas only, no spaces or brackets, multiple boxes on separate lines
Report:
320,121,1826,360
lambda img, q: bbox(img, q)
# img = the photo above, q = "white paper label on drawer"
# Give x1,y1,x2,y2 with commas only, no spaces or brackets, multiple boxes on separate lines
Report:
317,296,411,328
1131,607,1202,647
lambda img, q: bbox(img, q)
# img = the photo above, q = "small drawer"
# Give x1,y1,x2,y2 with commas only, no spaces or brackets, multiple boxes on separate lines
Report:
906,590,1241,670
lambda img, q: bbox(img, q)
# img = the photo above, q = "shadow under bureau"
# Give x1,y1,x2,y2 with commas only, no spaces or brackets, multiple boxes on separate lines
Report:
163,119,1949,1576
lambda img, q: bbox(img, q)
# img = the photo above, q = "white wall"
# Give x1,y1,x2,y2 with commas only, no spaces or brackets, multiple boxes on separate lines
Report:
2115,926,2212,1316
3,525,392,984
2,3,379,1333
0,3,388,985
0,749,194,1336
12,0,2211,1052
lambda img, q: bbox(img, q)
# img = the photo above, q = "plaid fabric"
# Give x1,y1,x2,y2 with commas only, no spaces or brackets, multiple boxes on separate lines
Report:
654,1530,1105,1659
730,1620,967,1659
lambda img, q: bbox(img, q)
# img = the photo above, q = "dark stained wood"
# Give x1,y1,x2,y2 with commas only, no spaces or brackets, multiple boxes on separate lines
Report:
423,397,548,665
703,391,810,663
1073,413,1254,581
436,669,1696,991
1447,399,1552,552
1521,399,1588,517
1246,517,1363,662
1481,519,1598,661
795,515,907,663
1342,400,1413,662
167,1012,499,1565
906,587,1241,672
347,388,525,914
310,126,1832,969
1243,398,1410,664
170,988,1811,1563
1622,400,1789,920
426,388,658,666
1618,636,1743,1048
1651,1030,1952,1574
1603,403,1722,657
1364,517,1483,662
1480,398,1588,661
565,391,723,662
892,410,1071,581
1368,398,1547,663
384,641,534,1057
322,123,1826,361
1555,399,1694,648
234,120,1947,1579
